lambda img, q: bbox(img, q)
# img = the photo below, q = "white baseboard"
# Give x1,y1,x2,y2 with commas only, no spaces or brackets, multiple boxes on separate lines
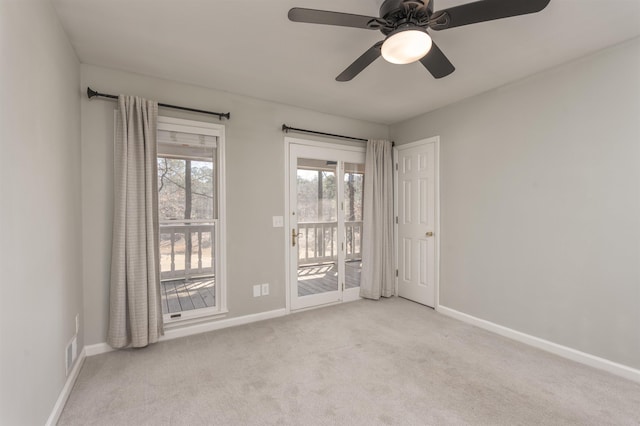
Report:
436,305,640,383
45,347,86,426
84,342,115,356
84,308,289,357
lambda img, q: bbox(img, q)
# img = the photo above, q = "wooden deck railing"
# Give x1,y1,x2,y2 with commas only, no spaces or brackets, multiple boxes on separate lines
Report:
159,221,215,280
297,221,362,266
345,221,363,261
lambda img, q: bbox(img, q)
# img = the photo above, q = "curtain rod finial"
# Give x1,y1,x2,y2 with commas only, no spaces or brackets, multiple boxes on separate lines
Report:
87,87,98,99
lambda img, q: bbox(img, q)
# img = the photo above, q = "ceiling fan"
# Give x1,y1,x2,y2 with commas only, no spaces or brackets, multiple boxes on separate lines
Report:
288,0,551,81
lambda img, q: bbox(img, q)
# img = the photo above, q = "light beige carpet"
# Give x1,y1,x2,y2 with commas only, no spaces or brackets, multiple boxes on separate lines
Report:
59,298,640,425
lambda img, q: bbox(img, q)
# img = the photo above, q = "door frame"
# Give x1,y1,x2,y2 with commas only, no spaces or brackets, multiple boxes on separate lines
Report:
393,137,441,309
284,137,366,313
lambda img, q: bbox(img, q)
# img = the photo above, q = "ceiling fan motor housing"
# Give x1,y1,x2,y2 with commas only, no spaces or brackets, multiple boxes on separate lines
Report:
378,0,434,35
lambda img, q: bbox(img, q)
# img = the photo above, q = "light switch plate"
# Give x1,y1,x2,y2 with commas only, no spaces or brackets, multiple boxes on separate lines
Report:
272,216,284,227
253,285,261,297
261,283,269,296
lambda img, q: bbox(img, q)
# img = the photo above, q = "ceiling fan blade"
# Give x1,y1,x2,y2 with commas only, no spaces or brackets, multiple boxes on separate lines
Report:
288,8,379,30
419,42,455,79
431,0,551,30
336,42,383,82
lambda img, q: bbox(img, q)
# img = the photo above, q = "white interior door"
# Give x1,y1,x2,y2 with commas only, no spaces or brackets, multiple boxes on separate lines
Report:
396,139,438,307
289,142,365,310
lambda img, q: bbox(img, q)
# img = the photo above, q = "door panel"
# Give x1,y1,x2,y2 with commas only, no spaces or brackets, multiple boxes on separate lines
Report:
402,238,412,282
403,181,412,223
397,141,437,307
289,143,365,310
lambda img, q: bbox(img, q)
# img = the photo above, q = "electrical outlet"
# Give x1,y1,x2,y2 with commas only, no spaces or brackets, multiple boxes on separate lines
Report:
261,283,269,296
253,284,261,297
75,314,79,334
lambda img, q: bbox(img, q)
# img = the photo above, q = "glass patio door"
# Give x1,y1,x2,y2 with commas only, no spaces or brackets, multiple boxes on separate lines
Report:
289,143,365,310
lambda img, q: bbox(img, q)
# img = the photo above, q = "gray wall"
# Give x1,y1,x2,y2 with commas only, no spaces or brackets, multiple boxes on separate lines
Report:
80,64,389,346
1,5,637,422
391,38,640,369
0,0,83,424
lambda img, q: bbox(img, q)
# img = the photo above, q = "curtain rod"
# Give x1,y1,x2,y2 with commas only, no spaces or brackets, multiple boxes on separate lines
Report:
282,124,394,145
87,87,230,120
282,124,368,142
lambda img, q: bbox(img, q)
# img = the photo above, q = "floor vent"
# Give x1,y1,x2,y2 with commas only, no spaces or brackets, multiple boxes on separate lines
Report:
66,336,77,376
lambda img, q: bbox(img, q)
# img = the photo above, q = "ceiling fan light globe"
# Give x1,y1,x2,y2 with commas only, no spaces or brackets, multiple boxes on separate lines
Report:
381,29,432,65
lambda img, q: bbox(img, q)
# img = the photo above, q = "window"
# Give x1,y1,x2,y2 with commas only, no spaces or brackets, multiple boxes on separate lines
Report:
156,117,226,322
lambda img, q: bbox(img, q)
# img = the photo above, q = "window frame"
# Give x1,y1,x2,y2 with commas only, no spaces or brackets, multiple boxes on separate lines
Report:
157,116,227,325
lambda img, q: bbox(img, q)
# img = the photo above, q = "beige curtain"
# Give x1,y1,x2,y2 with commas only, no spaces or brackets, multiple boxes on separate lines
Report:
107,95,163,348
360,139,395,299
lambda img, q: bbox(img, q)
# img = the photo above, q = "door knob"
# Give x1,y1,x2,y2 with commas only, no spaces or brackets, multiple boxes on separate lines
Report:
425,232,434,237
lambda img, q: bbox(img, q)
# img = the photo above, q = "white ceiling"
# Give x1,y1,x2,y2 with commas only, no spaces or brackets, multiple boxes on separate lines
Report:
52,0,640,125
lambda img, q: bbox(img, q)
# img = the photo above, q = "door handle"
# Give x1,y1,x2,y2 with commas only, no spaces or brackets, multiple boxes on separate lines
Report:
292,228,302,247
425,232,434,237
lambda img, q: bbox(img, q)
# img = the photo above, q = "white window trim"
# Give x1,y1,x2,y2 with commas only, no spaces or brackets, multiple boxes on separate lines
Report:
157,116,228,326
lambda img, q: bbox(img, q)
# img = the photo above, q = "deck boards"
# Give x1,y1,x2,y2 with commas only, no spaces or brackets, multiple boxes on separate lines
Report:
162,278,215,315
161,261,360,315
297,261,361,297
